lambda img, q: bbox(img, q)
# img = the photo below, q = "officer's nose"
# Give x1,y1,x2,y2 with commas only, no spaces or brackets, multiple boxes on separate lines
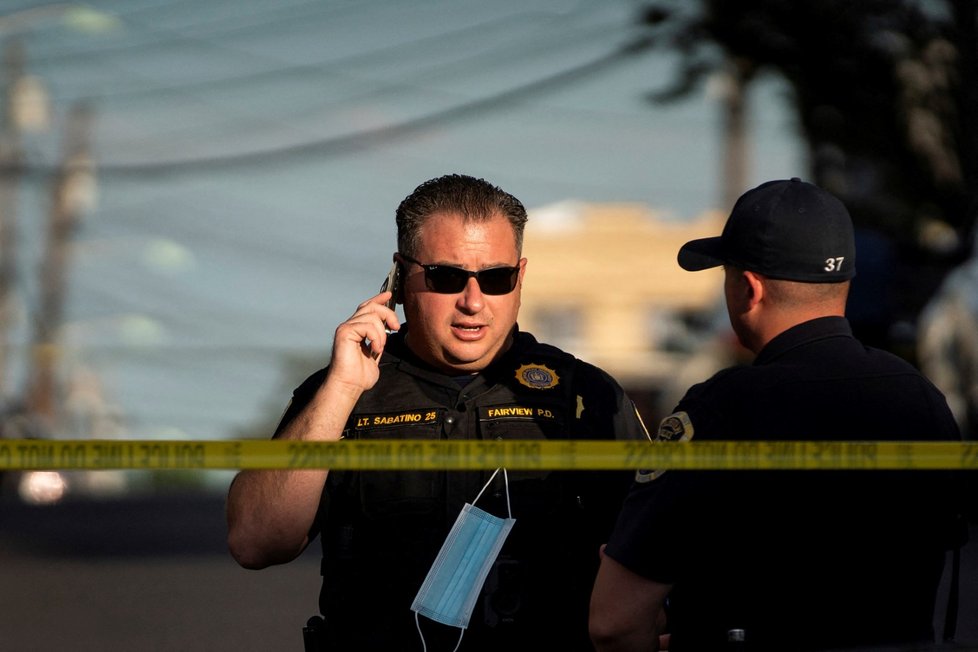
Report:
456,276,485,313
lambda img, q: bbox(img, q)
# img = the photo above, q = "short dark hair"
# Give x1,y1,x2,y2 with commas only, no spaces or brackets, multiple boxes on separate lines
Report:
395,174,528,258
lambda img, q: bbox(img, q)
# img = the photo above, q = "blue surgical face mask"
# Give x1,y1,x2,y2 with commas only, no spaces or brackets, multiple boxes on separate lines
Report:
411,469,515,645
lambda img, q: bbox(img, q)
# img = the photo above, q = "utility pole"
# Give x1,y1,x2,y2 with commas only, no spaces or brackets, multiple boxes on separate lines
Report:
0,39,26,400
717,57,750,211
25,102,95,431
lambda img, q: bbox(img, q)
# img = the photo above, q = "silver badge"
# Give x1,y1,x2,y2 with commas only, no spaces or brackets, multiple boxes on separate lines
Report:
635,411,694,483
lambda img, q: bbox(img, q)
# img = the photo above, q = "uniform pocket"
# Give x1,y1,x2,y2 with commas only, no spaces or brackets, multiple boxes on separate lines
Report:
348,410,444,519
477,403,567,519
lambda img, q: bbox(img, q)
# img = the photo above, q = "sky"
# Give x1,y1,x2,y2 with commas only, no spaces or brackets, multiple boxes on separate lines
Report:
1,0,803,457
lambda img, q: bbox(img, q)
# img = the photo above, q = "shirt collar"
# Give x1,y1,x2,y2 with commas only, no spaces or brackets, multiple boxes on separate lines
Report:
753,316,853,366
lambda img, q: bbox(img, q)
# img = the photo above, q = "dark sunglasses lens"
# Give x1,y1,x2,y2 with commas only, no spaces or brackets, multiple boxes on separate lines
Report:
425,267,469,293
423,266,518,295
477,267,518,295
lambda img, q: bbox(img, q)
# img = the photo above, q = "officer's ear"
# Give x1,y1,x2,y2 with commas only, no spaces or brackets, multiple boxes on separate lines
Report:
742,270,765,310
725,268,753,311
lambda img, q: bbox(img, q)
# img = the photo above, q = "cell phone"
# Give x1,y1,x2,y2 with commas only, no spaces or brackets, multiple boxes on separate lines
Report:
380,261,401,310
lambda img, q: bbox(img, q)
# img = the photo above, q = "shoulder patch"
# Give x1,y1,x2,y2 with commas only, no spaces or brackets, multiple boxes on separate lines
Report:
635,411,694,483
515,363,560,390
657,411,694,443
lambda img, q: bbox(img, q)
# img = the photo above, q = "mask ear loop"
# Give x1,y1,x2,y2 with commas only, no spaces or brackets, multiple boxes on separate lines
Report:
472,468,512,519
413,468,510,652
414,612,427,652
413,610,466,652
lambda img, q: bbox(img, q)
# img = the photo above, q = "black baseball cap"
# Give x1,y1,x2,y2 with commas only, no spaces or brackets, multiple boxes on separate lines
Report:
678,177,856,282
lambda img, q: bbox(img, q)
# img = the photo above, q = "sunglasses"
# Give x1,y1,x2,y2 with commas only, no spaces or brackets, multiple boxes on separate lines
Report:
399,253,520,295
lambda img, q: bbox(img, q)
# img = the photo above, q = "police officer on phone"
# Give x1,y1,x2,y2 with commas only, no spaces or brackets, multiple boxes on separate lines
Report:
227,174,649,651
589,178,965,652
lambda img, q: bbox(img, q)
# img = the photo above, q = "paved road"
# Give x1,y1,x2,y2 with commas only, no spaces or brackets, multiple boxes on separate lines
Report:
1,490,977,651
0,491,321,651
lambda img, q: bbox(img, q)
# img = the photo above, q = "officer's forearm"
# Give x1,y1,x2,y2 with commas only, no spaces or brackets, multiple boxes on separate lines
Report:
226,467,324,568
227,379,358,568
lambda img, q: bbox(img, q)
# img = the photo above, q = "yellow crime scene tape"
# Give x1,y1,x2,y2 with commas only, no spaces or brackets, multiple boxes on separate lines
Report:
1,438,977,471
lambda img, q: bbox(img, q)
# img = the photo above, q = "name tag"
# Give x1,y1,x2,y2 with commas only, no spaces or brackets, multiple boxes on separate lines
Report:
352,410,442,430
479,405,559,421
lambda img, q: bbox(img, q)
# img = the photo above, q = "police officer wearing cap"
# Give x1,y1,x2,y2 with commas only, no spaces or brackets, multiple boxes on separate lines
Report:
589,178,965,651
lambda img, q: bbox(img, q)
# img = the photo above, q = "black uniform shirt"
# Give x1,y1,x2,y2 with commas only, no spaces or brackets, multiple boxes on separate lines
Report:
277,326,649,651
605,316,961,651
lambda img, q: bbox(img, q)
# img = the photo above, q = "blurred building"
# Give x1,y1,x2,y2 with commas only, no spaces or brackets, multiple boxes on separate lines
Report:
520,201,736,424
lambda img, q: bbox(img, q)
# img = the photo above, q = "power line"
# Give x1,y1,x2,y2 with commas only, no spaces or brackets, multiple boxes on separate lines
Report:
29,0,357,65
40,7,611,104
32,3,562,77
11,36,651,180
